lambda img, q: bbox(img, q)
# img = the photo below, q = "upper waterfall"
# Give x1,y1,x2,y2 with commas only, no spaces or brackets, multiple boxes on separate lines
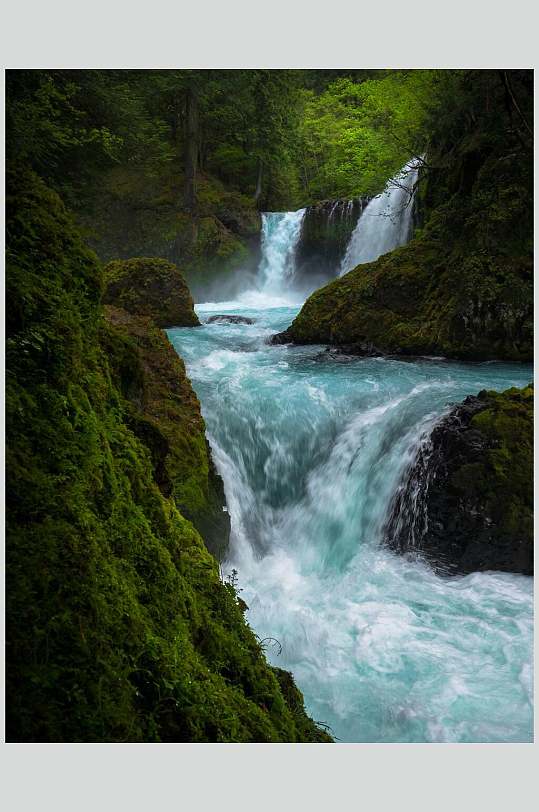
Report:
339,159,420,275
258,209,306,294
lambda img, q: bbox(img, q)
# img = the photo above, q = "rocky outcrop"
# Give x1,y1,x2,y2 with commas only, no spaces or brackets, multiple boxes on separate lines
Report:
207,314,255,324
102,305,230,559
103,256,200,328
385,386,533,575
294,198,367,287
272,230,532,361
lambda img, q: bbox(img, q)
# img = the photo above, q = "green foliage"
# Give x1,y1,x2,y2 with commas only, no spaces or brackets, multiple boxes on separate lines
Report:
6,71,175,205
6,69,303,209
282,70,533,362
297,71,439,200
6,167,331,743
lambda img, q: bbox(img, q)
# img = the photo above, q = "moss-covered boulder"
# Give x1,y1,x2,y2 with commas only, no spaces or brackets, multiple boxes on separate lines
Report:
103,256,199,328
6,166,331,743
274,229,532,361
385,386,533,575
102,305,229,558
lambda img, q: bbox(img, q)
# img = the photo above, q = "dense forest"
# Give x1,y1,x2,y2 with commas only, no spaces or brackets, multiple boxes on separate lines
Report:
6,68,533,743
6,69,443,295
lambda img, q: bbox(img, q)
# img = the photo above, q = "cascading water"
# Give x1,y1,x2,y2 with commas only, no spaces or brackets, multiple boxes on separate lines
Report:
217,208,306,310
339,158,420,275
167,164,532,743
258,209,306,295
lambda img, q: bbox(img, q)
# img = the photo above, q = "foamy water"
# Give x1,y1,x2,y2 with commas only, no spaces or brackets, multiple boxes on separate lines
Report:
169,304,533,742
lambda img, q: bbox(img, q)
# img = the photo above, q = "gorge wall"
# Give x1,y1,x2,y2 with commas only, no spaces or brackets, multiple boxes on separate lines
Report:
5,166,331,743
293,198,368,288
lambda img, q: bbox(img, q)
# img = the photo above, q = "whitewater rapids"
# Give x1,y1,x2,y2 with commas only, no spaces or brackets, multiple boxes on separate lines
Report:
169,305,533,743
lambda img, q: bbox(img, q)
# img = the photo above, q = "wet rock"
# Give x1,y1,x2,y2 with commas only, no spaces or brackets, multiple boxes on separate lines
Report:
207,314,255,324
294,198,369,286
271,331,383,357
385,386,533,575
270,329,293,345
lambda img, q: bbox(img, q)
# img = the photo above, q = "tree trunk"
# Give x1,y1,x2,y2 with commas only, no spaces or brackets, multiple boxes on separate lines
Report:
184,84,198,214
254,159,263,204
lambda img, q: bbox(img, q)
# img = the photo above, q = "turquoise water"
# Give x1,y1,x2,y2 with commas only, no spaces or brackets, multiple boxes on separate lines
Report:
169,303,533,743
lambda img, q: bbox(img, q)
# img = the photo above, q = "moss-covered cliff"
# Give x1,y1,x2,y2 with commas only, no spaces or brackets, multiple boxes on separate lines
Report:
385,385,533,575
102,305,229,557
274,72,533,361
6,167,330,743
76,165,261,300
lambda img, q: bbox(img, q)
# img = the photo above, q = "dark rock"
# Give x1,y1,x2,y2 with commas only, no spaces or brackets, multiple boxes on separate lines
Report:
294,198,368,287
271,331,383,357
385,386,533,575
207,314,255,325
270,329,293,345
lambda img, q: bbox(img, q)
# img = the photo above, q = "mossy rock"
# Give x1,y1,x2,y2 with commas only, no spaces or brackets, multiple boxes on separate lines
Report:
385,385,533,575
102,305,230,558
103,257,200,328
6,166,331,743
276,229,532,361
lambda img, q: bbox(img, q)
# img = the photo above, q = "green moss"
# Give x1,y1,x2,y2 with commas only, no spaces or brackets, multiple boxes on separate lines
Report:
103,257,200,328
6,166,330,743
102,306,230,558
459,385,534,540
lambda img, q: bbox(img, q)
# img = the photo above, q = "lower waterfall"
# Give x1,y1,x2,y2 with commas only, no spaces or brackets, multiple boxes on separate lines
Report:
168,164,532,743
169,311,532,743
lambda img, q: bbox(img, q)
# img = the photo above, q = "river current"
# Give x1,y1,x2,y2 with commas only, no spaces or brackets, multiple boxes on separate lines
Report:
169,302,533,743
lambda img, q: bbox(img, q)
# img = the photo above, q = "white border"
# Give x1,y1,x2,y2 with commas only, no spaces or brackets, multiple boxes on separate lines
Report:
1,1,538,810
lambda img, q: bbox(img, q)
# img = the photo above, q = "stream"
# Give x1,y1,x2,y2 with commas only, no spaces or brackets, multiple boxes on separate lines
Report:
168,170,533,742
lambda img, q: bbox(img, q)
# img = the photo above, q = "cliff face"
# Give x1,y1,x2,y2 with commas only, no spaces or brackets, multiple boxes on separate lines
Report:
6,167,330,743
385,386,533,576
294,198,367,288
102,305,229,558
76,165,261,301
274,72,533,362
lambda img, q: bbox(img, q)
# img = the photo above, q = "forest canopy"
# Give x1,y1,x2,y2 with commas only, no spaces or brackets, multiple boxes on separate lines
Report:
7,68,445,210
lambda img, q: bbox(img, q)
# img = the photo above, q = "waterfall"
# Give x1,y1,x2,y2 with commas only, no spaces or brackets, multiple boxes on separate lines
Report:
258,209,306,295
339,158,420,275
169,312,533,743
